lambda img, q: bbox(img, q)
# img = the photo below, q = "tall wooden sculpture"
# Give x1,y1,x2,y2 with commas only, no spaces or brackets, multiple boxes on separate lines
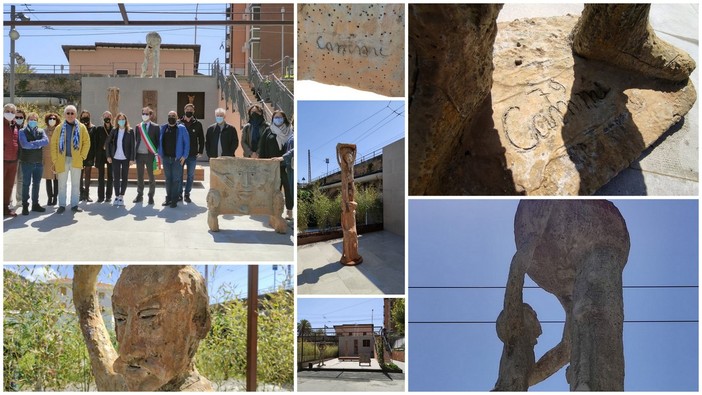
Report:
337,143,363,265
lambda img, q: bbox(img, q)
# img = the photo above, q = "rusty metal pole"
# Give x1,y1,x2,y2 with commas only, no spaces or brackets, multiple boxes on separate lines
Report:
246,265,259,391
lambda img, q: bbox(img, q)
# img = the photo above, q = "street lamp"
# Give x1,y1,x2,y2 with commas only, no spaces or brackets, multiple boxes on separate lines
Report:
281,6,285,77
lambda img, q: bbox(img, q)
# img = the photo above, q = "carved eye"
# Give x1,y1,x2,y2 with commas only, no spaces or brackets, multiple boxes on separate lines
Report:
115,315,127,324
139,309,160,320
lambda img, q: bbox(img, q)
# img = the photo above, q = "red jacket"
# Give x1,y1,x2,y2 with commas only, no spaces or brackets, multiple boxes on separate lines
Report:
4,118,19,162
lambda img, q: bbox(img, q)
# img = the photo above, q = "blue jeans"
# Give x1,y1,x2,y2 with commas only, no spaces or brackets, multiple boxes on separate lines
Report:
162,156,183,202
182,155,197,196
21,162,43,205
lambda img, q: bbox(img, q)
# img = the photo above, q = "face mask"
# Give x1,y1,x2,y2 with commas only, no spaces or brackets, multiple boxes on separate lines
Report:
250,112,262,122
48,119,57,127
168,117,177,125
185,111,194,118
28,120,38,128
273,117,285,126
104,118,111,124
4,112,15,122
81,117,90,124
117,119,126,127
141,114,150,122
215,116,224,124
15,118,24,126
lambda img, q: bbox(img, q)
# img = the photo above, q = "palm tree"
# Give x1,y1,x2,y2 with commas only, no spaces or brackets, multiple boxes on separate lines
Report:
298,319,312,337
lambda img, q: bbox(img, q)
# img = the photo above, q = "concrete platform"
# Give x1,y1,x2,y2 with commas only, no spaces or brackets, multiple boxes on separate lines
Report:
297,369,405,392
3,162,294,262
297,231,405,295
499,3,698,195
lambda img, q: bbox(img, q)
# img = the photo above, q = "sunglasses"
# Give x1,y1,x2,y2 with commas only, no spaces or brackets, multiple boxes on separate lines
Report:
48,118,57,121
15,116,24,120
65,112,75,115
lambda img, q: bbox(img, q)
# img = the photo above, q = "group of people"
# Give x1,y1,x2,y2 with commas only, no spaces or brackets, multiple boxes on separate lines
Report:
3,102,294,219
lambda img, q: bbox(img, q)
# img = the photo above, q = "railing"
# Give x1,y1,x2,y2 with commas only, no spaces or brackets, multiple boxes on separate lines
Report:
4,62,219,76
309,148,384,184
248,58,294,118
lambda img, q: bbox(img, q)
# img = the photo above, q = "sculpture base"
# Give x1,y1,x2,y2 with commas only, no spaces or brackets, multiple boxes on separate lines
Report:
439,15,696,195
340,255,363,266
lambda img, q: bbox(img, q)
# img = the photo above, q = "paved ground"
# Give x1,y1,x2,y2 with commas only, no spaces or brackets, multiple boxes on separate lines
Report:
297,231,405,295
499,3,699,195
306,358,405,372
297,370,405,392
3,162,294,262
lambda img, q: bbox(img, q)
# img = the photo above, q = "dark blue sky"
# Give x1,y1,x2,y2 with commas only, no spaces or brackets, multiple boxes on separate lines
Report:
408,199,698,391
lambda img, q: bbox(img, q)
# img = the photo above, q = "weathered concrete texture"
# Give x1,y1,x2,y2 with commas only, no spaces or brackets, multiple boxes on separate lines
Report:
439,15,696,195
298,4,404,97
207,157,286,233
408,4,503,195
495,200,630,391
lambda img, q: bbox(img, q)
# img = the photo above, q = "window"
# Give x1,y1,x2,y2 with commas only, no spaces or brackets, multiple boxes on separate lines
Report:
115,69,128,76
250,26,260,40
363,339,370,347
60,287,67,296
165,70,176,78
251,5,260,21
99,292,105,300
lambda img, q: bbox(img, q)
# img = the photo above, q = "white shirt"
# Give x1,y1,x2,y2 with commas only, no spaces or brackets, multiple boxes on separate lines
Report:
114,128,127,160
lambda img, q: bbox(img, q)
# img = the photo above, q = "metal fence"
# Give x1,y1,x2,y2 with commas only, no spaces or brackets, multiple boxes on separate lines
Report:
309,148,384,184
248,58,294,118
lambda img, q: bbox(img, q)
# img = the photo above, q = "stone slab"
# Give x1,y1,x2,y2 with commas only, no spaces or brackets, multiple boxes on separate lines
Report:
297,3,405,97
441,15,697,195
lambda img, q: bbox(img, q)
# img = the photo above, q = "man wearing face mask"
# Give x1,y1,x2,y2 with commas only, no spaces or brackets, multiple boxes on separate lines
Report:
159,111,189,208
205,108,238,160
79,110,96,203
242,104,267,159
18,112,49,215
134,107,160,205
50,105,91,214
178,103,204,203
4,103,20,217
13,109,27,212
94,111,114,203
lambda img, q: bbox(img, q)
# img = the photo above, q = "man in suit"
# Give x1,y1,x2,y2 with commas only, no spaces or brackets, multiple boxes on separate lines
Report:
205,108,238,159
134,106,160,205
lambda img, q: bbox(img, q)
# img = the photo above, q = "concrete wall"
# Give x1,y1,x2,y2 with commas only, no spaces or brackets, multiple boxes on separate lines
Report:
81,76,221,126
382,138,405,236
339,335,374,357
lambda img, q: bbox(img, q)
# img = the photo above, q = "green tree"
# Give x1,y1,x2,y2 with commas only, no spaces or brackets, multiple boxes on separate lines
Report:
355,185,382,224
391,299,405,334
298,319,312,337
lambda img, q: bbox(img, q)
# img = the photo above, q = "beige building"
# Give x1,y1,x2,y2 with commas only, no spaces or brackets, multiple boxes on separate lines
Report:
48,277,115,330
62,42,201,77
225,3,294,76
334,324,375,358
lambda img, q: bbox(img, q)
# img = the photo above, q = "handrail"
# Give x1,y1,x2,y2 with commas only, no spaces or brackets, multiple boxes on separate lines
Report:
309,148,384,184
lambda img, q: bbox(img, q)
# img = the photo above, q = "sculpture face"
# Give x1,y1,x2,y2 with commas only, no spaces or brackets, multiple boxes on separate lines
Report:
112,266,209,391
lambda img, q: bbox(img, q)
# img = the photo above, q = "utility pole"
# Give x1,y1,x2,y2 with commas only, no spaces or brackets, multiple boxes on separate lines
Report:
307,149,312,183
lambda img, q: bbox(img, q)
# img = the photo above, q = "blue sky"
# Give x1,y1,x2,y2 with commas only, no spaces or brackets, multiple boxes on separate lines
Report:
297,100,405,183
3,3,233,75
408,199,698,391
5,264,293,304
297,297,387,331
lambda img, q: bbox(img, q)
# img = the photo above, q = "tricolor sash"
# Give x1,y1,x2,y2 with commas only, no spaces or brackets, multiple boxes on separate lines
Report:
140,122,161,175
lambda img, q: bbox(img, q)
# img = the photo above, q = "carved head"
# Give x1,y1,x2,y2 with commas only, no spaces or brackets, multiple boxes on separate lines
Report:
112,266,210,391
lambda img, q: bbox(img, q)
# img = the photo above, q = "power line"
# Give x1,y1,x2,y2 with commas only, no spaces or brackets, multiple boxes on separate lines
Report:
410,285,698,289
308,103,390,154
410,320,699,324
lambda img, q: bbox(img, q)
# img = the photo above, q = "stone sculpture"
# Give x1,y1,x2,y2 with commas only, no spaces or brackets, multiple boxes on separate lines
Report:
409,4,696,195
337,143,363,265
73,265,213,391
107,86,120,118
298,4,405,97
206,156,287,233
494,200,630,391
141,31,162,78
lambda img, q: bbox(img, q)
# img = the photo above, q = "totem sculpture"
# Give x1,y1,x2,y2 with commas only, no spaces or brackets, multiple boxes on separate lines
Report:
206,157,287,233
337,143,363,265
73,265,213,391
141,32,162,78
494,200,630,391
107,87,120,119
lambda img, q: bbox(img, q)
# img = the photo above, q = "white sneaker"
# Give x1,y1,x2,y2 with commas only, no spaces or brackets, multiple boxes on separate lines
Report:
118,196,124,206
113,197,119,206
